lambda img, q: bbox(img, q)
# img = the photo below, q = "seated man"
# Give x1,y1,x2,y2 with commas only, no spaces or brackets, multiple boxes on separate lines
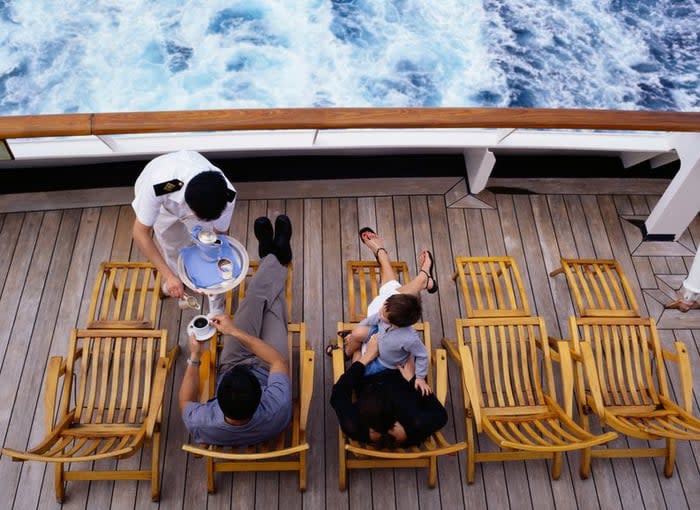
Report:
178,215,293,446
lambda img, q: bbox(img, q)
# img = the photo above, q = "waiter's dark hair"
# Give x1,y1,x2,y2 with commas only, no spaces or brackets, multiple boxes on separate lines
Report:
185,171,230,221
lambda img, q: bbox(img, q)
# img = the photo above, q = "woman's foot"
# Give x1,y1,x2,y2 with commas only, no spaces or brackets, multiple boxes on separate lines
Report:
359,227,387,260
418,250,439,294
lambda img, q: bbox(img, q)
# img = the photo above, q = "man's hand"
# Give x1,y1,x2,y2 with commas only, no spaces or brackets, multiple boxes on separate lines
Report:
388,421,407,444
210,314,236,336
415,377,432,396
188,332,206,357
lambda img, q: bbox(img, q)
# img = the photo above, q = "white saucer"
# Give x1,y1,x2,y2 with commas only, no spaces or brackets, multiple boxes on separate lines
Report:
187,316,216,341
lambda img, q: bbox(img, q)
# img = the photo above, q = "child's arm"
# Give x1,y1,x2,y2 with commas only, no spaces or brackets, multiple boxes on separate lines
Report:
409,335,432,396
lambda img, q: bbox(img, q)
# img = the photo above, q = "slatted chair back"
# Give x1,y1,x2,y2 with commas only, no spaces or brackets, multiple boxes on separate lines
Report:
224,260,293,320
346,260,410,322
550,258,640,317
451,316,617,482
332,320,465,489
183,322,315,492
568,317,667,411
86,261,162,329
67,329,170,426
452,256,530,318
456,316,554,412
1,328,178,502
567,316,700,476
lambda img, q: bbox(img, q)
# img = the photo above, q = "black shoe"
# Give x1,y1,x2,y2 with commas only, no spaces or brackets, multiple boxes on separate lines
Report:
272,215,292,265
254,217,274,259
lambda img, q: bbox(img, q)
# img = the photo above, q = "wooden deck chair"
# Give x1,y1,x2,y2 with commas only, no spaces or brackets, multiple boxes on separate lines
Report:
224,260,293,321
86,261,162,329
182,322,315,492
567,316,700,477
442,316,616,483
452,256,531,318
346,260,410,322
332,320,466,489
2,329,178,502
549,258,640,317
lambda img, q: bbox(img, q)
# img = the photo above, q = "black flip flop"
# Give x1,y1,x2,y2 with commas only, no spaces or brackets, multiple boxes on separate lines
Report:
421,251,439,294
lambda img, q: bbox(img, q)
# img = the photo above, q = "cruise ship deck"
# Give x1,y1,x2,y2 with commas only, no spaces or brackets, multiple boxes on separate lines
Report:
1,174,699,510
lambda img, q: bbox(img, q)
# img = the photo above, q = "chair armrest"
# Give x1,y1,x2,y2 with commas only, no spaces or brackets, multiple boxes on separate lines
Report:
457,343,482,433
440,337,461,363
579,343,606,416
556,341,575,416
332,347,345,384
434,349,448,405
44,356,65,433
299,349,315,431
145,357,171,437
669,341,694,413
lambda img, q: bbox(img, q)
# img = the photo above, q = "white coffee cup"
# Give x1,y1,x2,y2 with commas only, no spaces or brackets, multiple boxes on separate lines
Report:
187,315,215,341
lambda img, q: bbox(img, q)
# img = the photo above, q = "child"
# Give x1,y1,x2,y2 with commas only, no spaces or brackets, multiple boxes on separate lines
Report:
342,293,432,396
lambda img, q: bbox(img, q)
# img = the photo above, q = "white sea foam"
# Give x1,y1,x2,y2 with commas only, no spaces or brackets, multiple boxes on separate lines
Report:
0,0,697,114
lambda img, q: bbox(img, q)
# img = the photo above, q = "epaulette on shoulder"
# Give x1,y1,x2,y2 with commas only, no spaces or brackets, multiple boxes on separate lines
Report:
153,179,184,196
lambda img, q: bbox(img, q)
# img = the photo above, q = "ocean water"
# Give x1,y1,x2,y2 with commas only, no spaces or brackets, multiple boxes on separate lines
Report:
0,0,698,114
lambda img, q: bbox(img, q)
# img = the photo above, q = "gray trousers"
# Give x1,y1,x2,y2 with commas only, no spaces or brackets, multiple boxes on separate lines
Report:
219,255,289,375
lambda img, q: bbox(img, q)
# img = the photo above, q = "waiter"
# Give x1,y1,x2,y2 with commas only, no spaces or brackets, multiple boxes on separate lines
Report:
131,150,236,316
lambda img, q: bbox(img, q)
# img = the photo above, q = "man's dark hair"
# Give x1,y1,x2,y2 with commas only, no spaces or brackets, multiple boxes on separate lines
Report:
185,171,229,221
216,366,262,421
384,293,421,327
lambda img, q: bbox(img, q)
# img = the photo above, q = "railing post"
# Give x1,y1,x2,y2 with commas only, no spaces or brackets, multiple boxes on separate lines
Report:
644,133,700,241
463,148,495,194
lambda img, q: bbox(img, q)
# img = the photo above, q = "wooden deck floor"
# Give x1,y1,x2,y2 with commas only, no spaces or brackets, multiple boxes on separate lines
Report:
1,176,699,510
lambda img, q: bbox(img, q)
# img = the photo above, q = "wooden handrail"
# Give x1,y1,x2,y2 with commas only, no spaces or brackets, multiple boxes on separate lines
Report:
1,107,699,139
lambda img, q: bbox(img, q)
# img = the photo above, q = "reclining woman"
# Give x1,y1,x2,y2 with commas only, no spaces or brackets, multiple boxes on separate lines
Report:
330,335,447,448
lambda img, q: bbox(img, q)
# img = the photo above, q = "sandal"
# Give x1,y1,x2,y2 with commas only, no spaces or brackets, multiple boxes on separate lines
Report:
359,227,387,260
325,343,351,361
420,251,439,294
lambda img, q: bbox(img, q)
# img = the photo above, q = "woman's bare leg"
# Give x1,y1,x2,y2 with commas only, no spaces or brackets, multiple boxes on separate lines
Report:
398,250,434,296
361,230,397,284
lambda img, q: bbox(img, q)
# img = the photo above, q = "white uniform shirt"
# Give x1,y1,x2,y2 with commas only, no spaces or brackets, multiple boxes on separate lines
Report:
132,150,236,232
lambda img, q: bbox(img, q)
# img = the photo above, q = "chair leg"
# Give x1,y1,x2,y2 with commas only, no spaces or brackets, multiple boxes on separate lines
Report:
551,452,562,480
299,451,307,491
428,456,437,488
466,418,476,484
580,447,592,479
207,458,216,493
54,463,65,504
664,438,676,478
338,435,347,491
151,431,161,502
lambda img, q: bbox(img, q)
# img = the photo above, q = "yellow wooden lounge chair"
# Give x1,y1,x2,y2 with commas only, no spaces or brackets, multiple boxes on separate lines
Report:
452,256,531,318
2,329,178,502
86,261,162,329
332,320,466,489
550,258,640,317
567,316,700,477
182,322,315,492
346,260,410,323
444,316,616,483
